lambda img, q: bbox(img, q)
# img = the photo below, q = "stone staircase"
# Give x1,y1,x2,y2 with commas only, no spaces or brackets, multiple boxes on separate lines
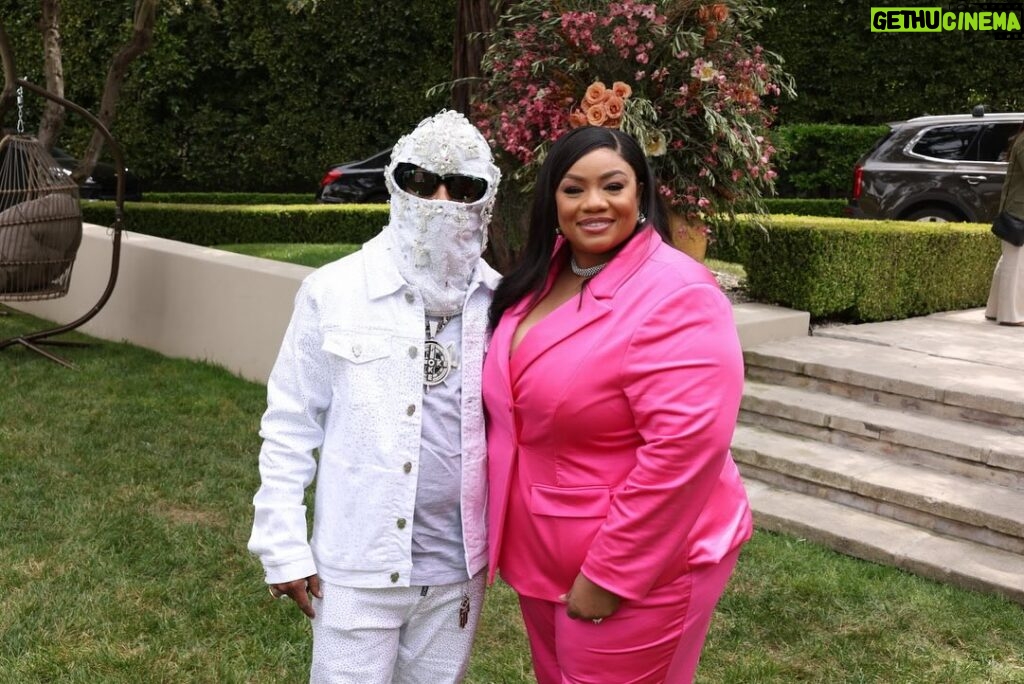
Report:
732,311,1024,604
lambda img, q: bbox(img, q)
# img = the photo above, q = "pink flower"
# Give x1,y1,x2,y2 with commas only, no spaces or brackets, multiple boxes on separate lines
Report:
472,0,791,236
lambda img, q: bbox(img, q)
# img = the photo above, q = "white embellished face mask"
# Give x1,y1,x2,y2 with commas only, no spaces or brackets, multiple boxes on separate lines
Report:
383,110,501,316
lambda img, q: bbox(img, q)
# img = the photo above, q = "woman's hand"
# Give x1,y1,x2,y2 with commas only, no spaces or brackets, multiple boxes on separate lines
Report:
560,572,620,621
269,574,322,619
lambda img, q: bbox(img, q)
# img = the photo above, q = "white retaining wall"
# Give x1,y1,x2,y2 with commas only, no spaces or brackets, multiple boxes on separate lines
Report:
8,224,312,384
6,223,808,385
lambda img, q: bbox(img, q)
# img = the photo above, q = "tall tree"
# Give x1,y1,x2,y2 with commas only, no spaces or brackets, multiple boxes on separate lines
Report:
72,0,157,185
36,0,66,150
0,1,158,184
450,0,505,115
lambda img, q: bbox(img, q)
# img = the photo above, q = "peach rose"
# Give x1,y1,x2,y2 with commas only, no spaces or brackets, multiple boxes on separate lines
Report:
604,94,625,119
585,103,609,126
611,81,633,99
569,109,589,128
583,81,607,106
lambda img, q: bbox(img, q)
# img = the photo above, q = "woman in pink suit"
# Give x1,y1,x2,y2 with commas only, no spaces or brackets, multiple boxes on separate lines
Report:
483,126,751,683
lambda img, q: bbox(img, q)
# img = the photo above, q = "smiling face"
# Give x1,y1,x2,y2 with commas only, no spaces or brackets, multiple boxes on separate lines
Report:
555,147,643,269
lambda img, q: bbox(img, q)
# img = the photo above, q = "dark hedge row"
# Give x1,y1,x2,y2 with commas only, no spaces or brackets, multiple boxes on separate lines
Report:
2,1,455,194
772,124,890,199
80,202,389,246
756,0,1024,124
79,200,995,323
5,1,1021,194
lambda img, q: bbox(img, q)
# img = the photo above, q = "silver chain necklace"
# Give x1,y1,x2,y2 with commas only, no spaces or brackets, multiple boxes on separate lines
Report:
570,256,608,278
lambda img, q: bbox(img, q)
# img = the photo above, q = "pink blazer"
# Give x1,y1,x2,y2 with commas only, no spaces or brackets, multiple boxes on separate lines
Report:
483,228,752,602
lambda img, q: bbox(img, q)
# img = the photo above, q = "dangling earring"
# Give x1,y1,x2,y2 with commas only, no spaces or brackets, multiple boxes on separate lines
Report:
636,211,647,226
555,226,563,236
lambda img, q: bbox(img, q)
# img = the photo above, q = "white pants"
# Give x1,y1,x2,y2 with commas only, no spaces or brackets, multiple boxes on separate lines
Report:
310,572,486,684
986,239,1023,324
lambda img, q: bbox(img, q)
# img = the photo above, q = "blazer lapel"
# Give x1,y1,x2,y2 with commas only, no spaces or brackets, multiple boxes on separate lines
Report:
509,228,659,381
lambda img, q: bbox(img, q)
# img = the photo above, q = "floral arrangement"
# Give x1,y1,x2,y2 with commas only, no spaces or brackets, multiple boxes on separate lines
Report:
472,0,794,240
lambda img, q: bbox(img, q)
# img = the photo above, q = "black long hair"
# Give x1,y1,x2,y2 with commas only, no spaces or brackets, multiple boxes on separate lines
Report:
488,126,670,330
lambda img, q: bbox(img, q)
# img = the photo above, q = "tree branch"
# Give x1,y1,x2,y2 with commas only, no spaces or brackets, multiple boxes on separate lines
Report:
75,0,157,183
0,21,19,121
38,0,67,149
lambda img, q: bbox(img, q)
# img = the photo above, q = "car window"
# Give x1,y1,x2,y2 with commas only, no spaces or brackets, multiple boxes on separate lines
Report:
910,124,983,161
978,123,1024,162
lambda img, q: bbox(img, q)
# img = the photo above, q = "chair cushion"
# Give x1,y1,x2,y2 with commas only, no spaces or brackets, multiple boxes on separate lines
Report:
0,193,83,293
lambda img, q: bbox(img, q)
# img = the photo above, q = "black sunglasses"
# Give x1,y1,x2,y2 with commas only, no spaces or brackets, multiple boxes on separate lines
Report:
393,162,488,203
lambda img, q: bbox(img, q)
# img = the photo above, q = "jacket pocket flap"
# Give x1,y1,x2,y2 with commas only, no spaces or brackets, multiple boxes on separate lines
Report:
530,484,610,518
322,332,391,364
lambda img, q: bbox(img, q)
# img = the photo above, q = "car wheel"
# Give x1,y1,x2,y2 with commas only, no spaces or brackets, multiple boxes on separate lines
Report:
903,207,960,223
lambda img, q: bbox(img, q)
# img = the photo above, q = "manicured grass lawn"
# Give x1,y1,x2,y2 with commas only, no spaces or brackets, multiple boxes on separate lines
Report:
216,242,747,281
215,242,361,268
2,291,1021,682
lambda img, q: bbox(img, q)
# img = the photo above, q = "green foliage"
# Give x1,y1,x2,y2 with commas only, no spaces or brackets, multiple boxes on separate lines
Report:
1,0,455,192
5,0,1024,195
762,198,847,217
737,215,1000,321
473,0,794,238
80,202,389,246
773,124,890,198
755,0,1024,124
215,242,361,268
144,192,314,205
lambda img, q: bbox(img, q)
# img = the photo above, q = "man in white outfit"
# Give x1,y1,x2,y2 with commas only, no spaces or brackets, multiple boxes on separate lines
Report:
247,110,501,683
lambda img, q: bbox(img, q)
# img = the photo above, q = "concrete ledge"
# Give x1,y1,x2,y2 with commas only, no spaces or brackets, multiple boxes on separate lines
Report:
6,225,809,384
733,302,809,349
8,224,312,384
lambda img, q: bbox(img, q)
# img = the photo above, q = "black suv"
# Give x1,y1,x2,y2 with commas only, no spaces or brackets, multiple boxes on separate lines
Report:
315,148,391,204
847,109,1024,223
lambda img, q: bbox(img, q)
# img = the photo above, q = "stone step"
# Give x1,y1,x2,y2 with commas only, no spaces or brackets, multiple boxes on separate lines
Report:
813,311,1024,374
743,478,1024,605
740,381,1024,489
731,302,810,349
731,425,1024,555
743,335,1024,430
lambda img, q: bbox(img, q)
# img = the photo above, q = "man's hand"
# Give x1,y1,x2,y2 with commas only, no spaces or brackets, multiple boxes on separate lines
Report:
269,574,322,619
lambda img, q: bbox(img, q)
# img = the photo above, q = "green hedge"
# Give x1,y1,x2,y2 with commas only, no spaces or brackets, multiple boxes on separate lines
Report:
773,124,890,199
81,202,389,246
758,198,847,217
3,1,455,193
80,201,999,324
734,215,999,322
142,192,314,205
755,0,1024,125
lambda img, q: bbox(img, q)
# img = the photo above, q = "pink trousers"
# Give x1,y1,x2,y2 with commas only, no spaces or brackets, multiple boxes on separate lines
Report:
517,547,741,684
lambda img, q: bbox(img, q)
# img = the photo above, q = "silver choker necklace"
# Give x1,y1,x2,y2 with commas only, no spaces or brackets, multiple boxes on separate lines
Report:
570,256,608,278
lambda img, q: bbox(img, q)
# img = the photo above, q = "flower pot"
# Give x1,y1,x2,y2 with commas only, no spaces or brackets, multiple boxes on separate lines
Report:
669,212,708,263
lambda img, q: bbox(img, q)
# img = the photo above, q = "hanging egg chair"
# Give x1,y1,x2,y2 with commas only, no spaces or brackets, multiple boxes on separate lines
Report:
0,73,126,368
0,132,84,300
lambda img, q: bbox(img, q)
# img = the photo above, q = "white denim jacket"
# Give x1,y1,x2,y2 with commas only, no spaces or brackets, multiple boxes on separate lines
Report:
248,234,500,588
